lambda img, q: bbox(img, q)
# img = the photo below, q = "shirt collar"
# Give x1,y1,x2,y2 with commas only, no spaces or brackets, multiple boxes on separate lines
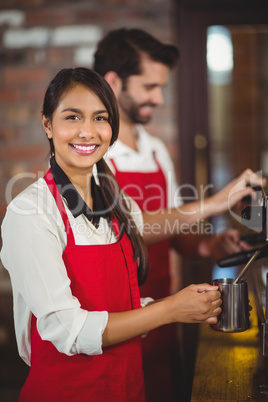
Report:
50,156,110,226
105,124,156,159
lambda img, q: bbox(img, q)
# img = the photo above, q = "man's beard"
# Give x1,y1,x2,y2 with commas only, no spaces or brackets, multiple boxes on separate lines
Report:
118,91,155,125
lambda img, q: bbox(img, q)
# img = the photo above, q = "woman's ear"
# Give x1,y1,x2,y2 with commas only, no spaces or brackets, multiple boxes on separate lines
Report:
42,114,52,139
104,71,122,98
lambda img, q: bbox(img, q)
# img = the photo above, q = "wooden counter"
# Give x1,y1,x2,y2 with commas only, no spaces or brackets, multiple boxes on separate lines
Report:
191,296,268,401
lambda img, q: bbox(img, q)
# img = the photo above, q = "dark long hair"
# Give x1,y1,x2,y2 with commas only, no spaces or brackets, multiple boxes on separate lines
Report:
42,67,148,285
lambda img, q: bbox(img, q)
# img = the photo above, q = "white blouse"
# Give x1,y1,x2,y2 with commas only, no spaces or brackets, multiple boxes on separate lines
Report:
0,177,147,366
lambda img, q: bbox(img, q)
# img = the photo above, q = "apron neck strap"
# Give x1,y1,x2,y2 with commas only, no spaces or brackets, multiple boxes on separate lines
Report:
44,169,75,246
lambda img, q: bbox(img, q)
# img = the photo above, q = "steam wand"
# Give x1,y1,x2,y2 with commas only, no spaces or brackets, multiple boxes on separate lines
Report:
232,249,262,284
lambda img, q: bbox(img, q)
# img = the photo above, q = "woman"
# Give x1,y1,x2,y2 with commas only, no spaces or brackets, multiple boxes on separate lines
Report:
1,68,221,401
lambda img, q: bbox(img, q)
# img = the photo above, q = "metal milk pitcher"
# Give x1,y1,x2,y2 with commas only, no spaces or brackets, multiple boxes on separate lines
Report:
212,278,249,332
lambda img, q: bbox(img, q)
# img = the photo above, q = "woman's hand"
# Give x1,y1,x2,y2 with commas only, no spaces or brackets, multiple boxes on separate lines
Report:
102,283,221,347
165,284,222,325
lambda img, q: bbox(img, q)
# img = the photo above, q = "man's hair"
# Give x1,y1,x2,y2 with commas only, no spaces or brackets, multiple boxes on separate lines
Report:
94,28,179,79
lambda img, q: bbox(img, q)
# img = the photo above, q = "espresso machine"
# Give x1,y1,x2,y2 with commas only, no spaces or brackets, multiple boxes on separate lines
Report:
217,185,268,396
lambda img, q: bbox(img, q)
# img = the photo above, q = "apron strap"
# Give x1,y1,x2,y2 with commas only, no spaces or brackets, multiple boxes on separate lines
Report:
112,218,140,309
44,169,75,246
119,233,141,309
152,151,162,171
108,158,117,173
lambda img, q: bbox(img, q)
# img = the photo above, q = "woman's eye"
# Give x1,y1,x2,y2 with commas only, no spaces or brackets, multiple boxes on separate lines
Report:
66,115,79,120
95,115,108,121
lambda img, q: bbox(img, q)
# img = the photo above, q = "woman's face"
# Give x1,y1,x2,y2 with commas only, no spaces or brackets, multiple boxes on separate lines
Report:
42,83,112,176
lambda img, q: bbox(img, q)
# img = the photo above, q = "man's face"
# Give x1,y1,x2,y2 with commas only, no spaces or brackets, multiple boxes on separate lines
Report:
117,56,169,124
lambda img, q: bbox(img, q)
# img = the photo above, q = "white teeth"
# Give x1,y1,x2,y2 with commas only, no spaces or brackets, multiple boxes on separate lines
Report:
72,144,96,151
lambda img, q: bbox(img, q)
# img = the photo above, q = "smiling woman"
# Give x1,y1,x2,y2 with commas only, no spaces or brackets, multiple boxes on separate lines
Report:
42,83,112,181
0,67,223,402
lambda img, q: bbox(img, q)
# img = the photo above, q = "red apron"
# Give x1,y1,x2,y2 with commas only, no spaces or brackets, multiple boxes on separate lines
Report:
109,156,180,402
19,170,145,402
109,156,170,300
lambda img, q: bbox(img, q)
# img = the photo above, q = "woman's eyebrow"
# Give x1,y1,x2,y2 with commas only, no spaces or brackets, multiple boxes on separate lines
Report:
61,108,108,114
94,109,108,114
61,107,81,114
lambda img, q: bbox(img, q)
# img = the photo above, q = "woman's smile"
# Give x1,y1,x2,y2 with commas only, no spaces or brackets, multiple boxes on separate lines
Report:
70,143,99,155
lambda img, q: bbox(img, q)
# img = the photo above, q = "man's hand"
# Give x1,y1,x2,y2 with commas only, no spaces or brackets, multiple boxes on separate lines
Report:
208,169,266,214
204,229,252,261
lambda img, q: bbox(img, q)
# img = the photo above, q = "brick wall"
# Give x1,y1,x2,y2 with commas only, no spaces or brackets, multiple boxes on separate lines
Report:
0,0,180,233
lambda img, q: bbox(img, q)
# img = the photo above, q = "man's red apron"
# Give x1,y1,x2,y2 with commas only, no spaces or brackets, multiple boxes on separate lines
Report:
109,155,170,300
19,170,145,402
109,156,179,402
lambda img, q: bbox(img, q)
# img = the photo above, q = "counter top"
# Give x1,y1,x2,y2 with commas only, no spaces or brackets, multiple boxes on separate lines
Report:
191,295,268,401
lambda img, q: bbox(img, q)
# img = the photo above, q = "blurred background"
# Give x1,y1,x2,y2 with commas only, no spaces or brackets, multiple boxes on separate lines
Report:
0,0,268,400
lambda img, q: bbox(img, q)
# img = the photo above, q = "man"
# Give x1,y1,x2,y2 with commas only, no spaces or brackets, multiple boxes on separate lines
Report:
94,28,263,401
